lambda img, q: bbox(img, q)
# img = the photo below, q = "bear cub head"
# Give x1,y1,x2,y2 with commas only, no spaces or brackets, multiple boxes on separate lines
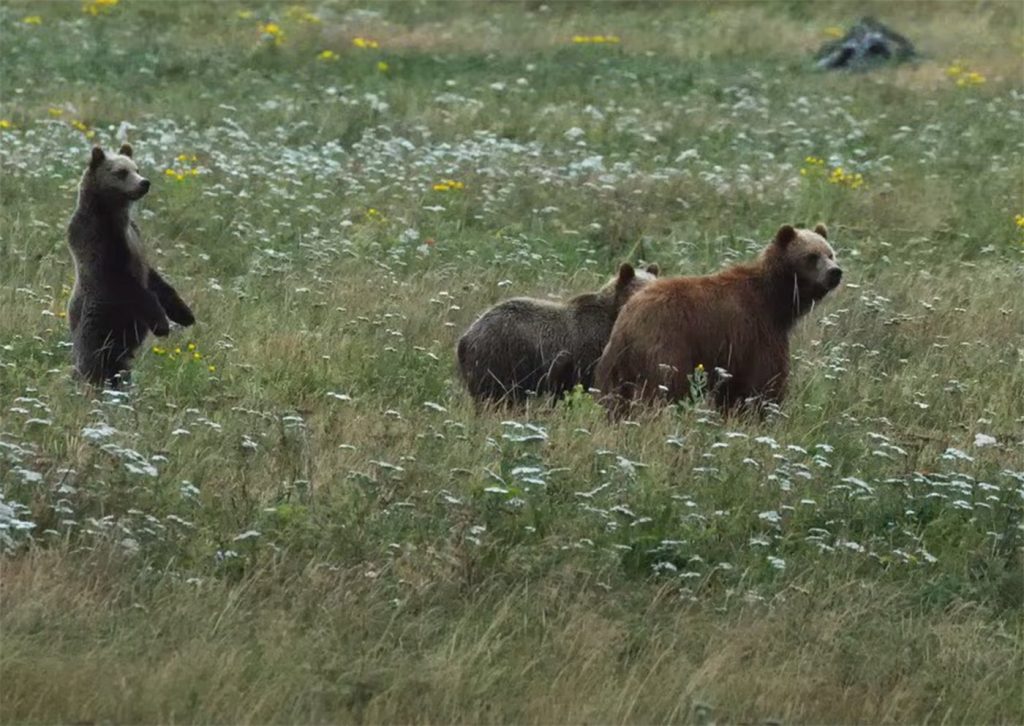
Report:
763,224,842,302
82,144,151,203
597,262,660,309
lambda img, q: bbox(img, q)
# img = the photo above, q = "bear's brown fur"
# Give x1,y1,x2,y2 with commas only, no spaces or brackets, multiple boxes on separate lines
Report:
457,263,659,404
595,225,841,414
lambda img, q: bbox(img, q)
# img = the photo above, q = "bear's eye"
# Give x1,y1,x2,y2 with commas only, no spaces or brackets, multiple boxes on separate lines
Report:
805,253,820,265
116,169,129,179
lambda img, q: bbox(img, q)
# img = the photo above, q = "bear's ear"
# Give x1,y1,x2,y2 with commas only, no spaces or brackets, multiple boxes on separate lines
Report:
814,223,828,239
89,146,106,171
774,224,797,248
118,143,134,158
645,263,660,276
616,262,636,287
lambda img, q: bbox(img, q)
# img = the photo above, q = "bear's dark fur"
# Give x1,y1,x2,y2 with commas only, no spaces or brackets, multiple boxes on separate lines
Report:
67,144,194,386
457,263,659,404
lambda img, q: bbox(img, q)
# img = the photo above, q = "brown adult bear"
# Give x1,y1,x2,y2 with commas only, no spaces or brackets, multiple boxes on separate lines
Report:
457,263,659,405
67,144,195,387
595,225,841,414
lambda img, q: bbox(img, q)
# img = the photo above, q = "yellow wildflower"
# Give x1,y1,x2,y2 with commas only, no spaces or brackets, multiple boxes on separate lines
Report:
192,351,202,361
353,37,380,49
48,107,64,117
208,365,217,373
1015,214,1024,229
432,179,464,192
287,6,320,23
260,22,284,46
236,9,253,19
572,34,620,44
70,119,96,139
0,120,13,130
152,345,167,356
824,26,843,38
82,0,119,16
22,15,43,25
187,342,197,351
957,71,985,87
948,60,985,87
318,50,338,61
695,363,705,374
377,60,389,72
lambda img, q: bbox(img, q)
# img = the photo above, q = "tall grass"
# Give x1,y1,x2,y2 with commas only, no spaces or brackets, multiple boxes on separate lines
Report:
1,1,1022,722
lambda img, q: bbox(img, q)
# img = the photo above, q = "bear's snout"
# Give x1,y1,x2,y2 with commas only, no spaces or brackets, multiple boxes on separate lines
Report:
827,267,843,288
139,178,151,194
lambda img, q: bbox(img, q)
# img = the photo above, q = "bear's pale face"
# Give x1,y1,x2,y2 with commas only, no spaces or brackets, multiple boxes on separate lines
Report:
605,262,660,307
787,230,841,293
769,224,842,300
86,146,151,202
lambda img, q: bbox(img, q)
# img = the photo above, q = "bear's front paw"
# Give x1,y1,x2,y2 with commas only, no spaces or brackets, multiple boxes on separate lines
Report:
177,308,196,327
152,319,171,337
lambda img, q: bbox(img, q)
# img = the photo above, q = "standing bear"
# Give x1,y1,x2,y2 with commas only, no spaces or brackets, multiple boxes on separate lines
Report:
67,144,195,386
457,263,660,404
595,224,841,414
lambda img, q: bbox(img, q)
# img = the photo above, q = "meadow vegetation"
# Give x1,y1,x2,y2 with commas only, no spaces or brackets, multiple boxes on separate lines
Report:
1,1,1023,722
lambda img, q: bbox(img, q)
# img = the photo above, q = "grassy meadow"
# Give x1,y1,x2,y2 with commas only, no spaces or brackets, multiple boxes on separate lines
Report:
1,0,1023,722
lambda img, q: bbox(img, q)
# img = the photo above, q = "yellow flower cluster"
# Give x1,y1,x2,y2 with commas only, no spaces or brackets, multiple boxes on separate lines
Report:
1015,214,1024,229
286,5,320,23
82,0,118,16
0,119,13,130
353,37,380,49
48,107,64,117
800,156,864,189
260,22,284,46
70,119,96,140
801,156,826,172
572,34,620,44
22,15,43,25
152,341,216,372
165,153,200,182
828,166,865,189
946,61,985,87
236,9,253,19
319,51,387,71
432,179,465,192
